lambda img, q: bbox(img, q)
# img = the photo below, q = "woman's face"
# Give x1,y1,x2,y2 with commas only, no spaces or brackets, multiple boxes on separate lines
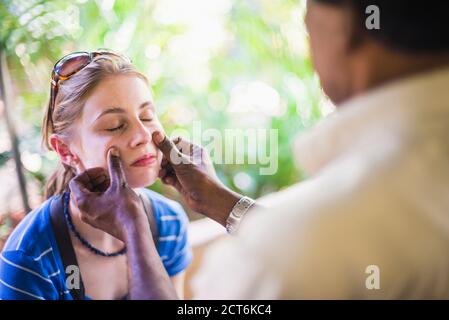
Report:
66,74,163,188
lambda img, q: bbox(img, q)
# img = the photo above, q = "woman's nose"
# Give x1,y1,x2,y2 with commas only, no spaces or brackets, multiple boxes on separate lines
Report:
129,121,152,148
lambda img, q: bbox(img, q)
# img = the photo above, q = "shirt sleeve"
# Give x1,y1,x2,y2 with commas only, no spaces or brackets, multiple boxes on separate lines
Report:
0,250,59,300
189,169,422,299
158,202,193,277
191,234,283,299
191,199,366,299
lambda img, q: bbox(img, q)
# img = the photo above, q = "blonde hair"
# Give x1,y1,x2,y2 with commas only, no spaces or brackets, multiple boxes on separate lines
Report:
41,54,149,199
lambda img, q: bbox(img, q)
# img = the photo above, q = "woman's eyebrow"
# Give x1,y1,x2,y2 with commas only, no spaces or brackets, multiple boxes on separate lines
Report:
95,107,124,121
94,101,154,122
139,101,155,111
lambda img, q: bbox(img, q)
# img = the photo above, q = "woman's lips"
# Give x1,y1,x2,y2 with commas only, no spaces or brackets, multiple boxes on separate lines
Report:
131,154,157,167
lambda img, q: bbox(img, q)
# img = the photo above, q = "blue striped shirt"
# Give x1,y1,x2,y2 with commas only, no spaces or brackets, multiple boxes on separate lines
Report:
0,188,192,300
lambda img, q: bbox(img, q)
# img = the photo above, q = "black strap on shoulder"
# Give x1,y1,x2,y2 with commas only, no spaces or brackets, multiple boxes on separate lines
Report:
49,190,159,300
137,189,159,247
49,193,86,300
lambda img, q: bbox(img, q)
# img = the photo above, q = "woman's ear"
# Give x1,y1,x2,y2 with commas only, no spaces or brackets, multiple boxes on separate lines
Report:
49,134,78,167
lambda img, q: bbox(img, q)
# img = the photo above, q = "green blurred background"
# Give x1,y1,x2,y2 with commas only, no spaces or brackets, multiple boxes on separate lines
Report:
0,0,333,233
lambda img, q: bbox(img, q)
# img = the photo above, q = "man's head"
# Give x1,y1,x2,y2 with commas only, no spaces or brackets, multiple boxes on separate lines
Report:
306,0,449,104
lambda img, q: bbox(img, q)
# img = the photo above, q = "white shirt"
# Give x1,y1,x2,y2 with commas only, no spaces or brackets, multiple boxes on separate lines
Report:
191,66,449,299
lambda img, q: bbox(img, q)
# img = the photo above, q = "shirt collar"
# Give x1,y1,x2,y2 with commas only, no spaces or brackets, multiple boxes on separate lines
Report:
293,65,449,176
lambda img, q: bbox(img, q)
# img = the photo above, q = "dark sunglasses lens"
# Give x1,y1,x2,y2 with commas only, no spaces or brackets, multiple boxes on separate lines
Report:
55,53,90,78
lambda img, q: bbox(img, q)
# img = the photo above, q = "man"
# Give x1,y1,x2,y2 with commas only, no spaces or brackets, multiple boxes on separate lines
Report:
73,0,449,299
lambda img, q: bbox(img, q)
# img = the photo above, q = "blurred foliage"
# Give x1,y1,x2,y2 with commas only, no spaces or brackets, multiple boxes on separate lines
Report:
0,0,332,206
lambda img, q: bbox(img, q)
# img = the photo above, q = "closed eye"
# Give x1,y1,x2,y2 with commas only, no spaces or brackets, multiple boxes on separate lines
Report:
106,124,125,132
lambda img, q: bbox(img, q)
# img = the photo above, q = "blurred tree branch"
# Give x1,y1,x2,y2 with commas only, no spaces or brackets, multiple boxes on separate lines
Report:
0,49,31,213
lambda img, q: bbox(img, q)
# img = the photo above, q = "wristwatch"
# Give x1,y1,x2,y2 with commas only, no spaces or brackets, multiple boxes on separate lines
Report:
225,196,256,234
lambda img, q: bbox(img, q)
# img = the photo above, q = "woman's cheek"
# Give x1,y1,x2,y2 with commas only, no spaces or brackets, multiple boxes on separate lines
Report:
80,146,110,170
82,130,114,169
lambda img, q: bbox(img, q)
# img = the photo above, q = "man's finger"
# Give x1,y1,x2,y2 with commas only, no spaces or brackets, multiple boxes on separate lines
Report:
107,147,127,190
152,131,177,156
162,176,173,185
92,176,110,192
73,170,97,189
69,176,93,205
162,175,179,187
174,137,193,156
152,131,191,167
90,174,108,189
159,159,175,174
170,179,185,197
192,144,203,165
158,167,168,179
70,167,91,185
92,174,107,183
85,167,108,180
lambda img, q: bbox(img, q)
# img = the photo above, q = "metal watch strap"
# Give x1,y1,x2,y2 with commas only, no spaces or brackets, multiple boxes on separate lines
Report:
225,196,255,234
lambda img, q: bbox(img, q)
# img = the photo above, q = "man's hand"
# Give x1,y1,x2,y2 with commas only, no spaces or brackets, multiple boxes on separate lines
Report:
70,147,178,299
153,131,242,226
68,147,146,241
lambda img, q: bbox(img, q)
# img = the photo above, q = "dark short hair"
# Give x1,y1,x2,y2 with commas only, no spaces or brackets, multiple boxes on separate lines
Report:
315,0,449,53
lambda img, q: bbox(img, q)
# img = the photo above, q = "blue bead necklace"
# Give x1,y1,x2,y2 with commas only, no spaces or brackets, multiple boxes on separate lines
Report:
63,191,127,257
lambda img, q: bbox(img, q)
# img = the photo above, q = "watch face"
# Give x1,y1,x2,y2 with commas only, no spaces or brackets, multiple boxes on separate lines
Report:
233,210,243,218
234,198,253,218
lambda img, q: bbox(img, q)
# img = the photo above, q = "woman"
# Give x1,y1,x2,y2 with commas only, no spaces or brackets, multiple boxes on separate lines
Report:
0,50,192,300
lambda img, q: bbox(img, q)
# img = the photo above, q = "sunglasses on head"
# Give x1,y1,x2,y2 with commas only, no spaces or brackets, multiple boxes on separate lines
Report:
48,49,131,128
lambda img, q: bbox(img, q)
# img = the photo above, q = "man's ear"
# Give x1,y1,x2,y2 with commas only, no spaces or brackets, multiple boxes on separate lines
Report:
49,134,77,167
344,6,366,53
